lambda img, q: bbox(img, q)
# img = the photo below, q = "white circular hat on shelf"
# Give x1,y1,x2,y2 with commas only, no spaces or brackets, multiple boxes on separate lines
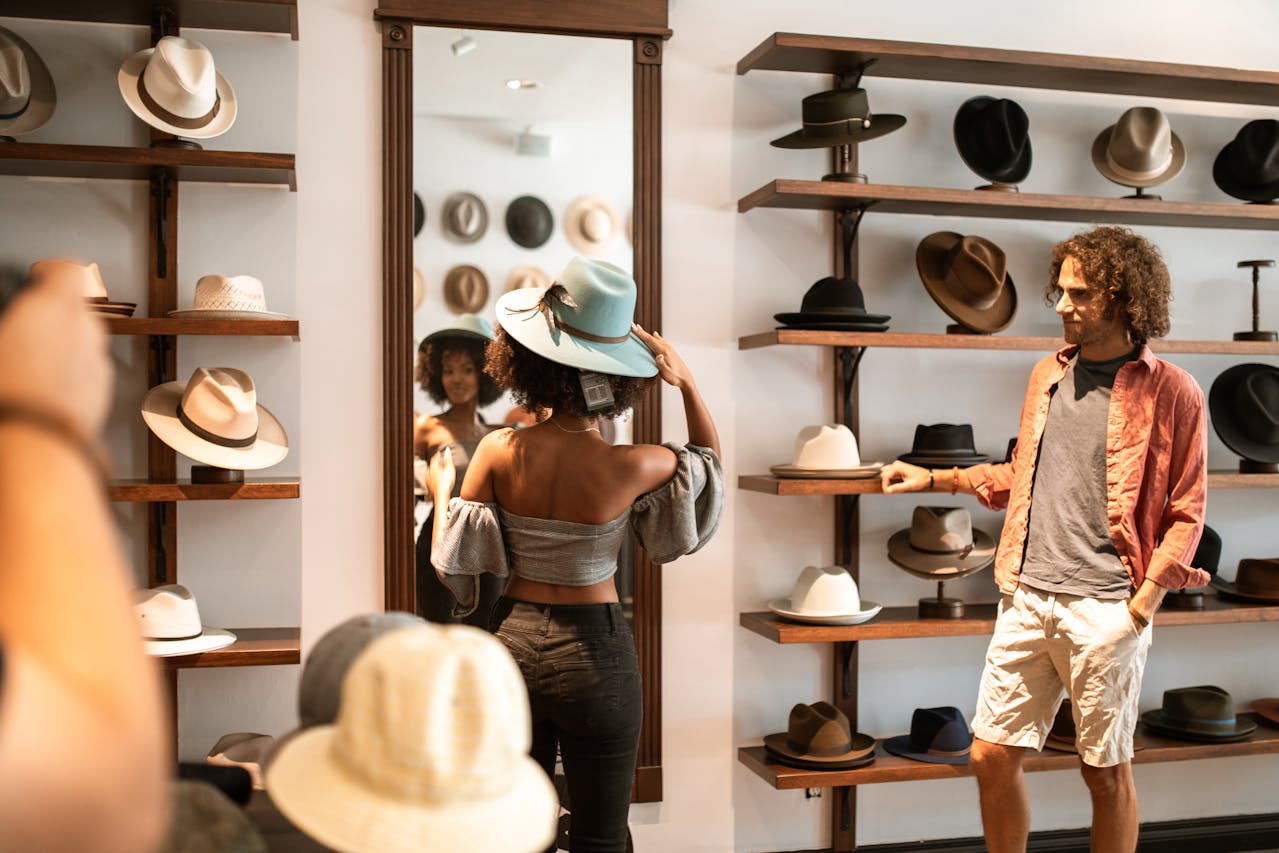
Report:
769,565,882,626
169,274,290,320
135,584,236,657
118,35,237,139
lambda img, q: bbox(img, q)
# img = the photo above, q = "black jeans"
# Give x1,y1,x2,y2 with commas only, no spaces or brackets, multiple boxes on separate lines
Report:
491,597,642,853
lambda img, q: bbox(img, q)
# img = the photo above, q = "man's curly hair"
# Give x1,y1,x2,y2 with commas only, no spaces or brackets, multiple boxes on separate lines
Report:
416,336,502,406
484,326,654,419
1046,225,1171,344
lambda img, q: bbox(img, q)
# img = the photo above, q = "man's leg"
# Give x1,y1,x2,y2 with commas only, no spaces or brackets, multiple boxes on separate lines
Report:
970,738,1030,853
1080,761,1138,853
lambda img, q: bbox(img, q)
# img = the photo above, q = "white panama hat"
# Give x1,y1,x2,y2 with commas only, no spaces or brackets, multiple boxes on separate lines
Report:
135,584,236,657
118,35,237,139
0,25,56,136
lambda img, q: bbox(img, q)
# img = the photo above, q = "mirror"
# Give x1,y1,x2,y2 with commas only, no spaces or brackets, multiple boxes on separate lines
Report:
379,2,669,802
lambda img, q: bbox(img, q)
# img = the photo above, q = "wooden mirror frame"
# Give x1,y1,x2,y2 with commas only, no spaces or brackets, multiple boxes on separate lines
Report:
376,0,670,802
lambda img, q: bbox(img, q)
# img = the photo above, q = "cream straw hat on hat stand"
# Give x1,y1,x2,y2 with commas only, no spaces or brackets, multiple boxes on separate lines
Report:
142,367,288,470
118,35,237,139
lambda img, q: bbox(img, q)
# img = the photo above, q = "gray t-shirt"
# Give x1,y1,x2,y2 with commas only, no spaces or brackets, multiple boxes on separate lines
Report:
1020,349,1139,599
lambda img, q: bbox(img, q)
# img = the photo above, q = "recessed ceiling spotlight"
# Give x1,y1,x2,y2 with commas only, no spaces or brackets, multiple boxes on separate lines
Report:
505,79,540,90
450,31,477,56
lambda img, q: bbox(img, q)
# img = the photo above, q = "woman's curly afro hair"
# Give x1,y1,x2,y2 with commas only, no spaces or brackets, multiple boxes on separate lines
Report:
1046,225,1171,345
416,335,503,406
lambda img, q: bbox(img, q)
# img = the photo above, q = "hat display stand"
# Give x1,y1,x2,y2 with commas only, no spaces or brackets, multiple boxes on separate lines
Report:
975,181,1019,193
1122,185,1160,201
918,580,965,619
1233,260,1276,342
822,63,877,184
191,465,245,484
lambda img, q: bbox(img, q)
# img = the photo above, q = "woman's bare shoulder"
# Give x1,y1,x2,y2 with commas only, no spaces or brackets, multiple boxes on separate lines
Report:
613,442,679,494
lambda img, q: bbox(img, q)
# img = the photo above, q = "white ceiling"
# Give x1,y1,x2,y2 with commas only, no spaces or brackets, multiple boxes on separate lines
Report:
411,26,632,123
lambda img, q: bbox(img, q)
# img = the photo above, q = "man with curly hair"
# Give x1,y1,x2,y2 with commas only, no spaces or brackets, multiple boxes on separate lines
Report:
882,226,1208,853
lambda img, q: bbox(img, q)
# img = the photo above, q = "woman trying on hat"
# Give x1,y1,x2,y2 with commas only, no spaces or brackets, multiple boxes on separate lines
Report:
432,257,722,853
414,314,504,627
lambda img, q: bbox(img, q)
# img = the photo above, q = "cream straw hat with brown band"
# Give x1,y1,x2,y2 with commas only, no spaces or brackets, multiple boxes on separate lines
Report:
118,35,237,139
0,25,56,136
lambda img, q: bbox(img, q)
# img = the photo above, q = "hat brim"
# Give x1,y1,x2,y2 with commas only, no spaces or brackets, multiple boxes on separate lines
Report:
768,597,882,625
763,744,877,771
771,114,906,149
118,47,237,139
564,197,620,257
916,232,1017,333
762,731,876,764
144,627,236,657
1208,363,1279,464
1140,712,1257,743
141,381,289,470
496,287,657,378
1208,575,1279,604
769,463,883,479
1251,699,1279,728
886,527,997,578
1213,143,1279,202
1090,124,1187,189
883,733,971,765
895,453,989,468
0,27,56,135
167,309,292,320
268,726,558,853
774,311,892,325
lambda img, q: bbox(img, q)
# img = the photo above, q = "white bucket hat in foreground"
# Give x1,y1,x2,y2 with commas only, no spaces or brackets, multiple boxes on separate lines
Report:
268,624,557,853
142,367,288,470
118,35,237,139
563,195,620,257
771,424,882,478
769,565,882,626
135,584,235,657
169,274,290,320
0,25,56,136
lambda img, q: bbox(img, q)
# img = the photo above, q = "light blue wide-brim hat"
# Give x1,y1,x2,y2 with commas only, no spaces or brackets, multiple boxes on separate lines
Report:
420,313,494,348
495,257,657,378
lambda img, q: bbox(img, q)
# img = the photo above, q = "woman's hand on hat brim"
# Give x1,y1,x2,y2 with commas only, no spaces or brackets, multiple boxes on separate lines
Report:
880,460,931,495
633,324,693,390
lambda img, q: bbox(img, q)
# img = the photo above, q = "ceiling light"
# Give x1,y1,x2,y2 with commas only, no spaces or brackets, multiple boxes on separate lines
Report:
505,79,540,90
450,31,476,56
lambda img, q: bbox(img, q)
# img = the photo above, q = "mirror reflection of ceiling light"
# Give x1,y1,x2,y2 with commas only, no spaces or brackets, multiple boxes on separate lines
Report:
450,31,477,56
505,79,540,90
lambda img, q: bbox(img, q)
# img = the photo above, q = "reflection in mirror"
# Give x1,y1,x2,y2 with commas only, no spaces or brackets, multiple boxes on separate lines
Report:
410,26,634,627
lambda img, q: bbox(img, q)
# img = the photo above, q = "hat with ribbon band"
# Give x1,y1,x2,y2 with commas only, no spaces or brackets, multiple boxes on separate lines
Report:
897,423,990,468
1140,685,1256,743
763,701,876,769
0,25,56,136
135,584,236,657
1091,106,1185,189
771,86,905,149
884,706,972,765
118,35,236,139
887,506,996,580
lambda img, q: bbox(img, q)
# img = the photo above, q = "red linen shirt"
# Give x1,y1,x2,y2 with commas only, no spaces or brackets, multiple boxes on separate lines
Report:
966,344,1209,595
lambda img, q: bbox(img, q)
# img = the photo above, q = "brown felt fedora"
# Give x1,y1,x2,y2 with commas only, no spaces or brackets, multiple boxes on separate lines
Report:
442,264,489,316
1210,557,1279,604
763,701,875,769
916,232,1017,333
1091,106,1185,189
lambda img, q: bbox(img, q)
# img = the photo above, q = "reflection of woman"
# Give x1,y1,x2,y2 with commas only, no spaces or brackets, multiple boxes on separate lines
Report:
433,258,722,853
413,314,504,626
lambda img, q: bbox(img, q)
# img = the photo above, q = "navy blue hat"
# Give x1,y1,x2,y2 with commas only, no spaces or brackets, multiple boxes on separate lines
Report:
884,706,972,765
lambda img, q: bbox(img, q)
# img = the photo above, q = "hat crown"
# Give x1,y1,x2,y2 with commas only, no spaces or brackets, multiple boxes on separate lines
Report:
956,96,1030,168
29,258,108,299
1161,685,1238,732
180,367,259,442
331,625,531,804
1235,558,1279,597
298,612,425,729
790,565,862,615
910,422,979,456
581,207,611,241
145,36,218,118
942,236,1007,308
1107,107,1175,173
1235,368,1279,444
786,701,854,757
193,274,270,313
1192,525,1221,575
548,256,637,341
792,423,861,469
135,583,202,640
801,86,871,125
0,32,31,109
799,275,867,314
908,706,972,755
908,506,976,554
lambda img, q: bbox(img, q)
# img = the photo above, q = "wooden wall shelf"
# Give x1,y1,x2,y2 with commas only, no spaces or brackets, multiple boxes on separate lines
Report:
106,318,300,338
739,472,1279,494
740,597,1279,644
739,330,1279,356
739,714,1278,789
736,34,1279,106
738,180,1279,230
109,479,300,502
2,1,299,38
0,143,297,189
158,628,301,669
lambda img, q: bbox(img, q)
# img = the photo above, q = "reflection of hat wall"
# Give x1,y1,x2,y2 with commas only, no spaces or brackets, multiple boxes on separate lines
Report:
441,192,488,243
0,25,57,136
506,195,554,249
442,264,489,315
564,196,620,257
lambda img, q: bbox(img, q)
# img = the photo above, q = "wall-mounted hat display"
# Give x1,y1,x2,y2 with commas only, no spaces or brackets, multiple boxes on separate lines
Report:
0,25,56,138
1210,557,1279,604
1213,119,1279,203
505,195,553,249
504,264,551,294
884,707,972,765
412,266,425,312
142,366,288,471
442,264,489,315
29,258,135,317
413,192,425,238
169,274,290,320
1163,524,1219,611
762,701,876,770
1043,699,1144,753
1140,685,1256,743
768,565,882,626
896,423,989,468
564,195,619,257
916,232,1017,334
441,191,487,243
1208,362,1279,470
886,505,996,581
770,423,882,479
953,96,1031,190
1091,106,1185,197
135,584,236,657
118,35,237,139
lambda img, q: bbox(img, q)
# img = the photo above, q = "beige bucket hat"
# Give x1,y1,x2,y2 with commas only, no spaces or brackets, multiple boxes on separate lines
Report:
141,367,288,470
0,25,56,136
564,195,620,257
268,624,557,853
118,35,237,138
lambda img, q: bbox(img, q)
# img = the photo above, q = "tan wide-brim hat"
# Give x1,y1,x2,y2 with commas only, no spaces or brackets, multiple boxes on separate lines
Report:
118,36,237,139
0,26,57,136
1091,107,1186,189
564,195,620,257
505,264,551,293
442,264,489,315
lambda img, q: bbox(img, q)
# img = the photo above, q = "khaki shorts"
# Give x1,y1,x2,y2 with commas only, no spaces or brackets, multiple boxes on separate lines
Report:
971,584,1152,768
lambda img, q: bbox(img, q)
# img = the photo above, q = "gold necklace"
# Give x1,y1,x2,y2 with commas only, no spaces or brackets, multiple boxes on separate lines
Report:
548,417,600,434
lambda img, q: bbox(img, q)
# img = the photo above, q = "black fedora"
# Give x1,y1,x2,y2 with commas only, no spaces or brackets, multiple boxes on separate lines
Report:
1164,524,1220,610
505,195,553,249
953,96,1031,186
1213,119,1279,203
897,423,989,468
774,275,891,330
1208,363,1279,464
771,86,905,149
1140,685,1256,743
883,706,972,765
763,701,876,770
